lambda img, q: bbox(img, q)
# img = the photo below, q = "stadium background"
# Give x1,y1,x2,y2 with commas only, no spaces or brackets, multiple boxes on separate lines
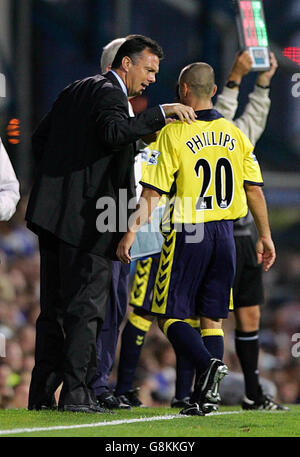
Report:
0,0,299,409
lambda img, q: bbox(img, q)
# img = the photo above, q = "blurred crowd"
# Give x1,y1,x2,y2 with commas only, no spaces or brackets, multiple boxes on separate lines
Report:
0,196,299,409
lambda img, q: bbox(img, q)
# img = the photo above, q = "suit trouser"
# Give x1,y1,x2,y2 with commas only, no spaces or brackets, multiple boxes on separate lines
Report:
28,229,112,407
93,261,130,396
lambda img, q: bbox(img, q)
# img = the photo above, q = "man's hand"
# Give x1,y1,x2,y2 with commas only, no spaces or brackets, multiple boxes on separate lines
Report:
161,103,197,124
116,187,161,264
227,51,253,86
256,52,278,87
245,184,275,272
116,230,136,264
256,236,276,272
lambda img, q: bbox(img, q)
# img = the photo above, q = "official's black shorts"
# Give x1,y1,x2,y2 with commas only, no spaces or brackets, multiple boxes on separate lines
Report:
233,235,264,308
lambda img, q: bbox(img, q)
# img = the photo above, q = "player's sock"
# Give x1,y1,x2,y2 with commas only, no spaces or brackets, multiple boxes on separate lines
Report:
235,329,260,401
164,319,211,375
201,328,224,360
115,312,152,396
173,318,200,400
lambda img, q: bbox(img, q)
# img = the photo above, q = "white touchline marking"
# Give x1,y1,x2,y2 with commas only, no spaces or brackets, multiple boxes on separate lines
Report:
0,411,242,436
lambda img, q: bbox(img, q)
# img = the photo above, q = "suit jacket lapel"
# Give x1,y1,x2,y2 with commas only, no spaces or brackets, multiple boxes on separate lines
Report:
103,70,133,120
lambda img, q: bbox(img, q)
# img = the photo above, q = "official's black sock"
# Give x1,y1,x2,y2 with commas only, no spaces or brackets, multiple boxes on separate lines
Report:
235,329,260,401
115,312,152,396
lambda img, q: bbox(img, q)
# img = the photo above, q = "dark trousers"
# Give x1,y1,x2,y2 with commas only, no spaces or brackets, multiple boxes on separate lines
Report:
93,261,130,396
28,230,112,407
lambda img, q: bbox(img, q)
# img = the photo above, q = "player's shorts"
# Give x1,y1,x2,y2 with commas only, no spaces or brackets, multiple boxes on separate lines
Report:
135,221,235,320
129,257,159,312
233,235,264,307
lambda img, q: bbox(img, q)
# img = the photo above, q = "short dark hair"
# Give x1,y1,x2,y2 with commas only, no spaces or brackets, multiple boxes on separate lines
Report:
179,62,215,98
111,34,164,68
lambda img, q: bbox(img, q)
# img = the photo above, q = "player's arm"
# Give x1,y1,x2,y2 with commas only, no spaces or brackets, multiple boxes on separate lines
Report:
116,187,161,264
244,183,275,272
117,126,178,263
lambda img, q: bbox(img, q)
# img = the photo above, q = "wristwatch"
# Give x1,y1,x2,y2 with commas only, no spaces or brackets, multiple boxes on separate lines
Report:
256,83,270,89
226,80,240,89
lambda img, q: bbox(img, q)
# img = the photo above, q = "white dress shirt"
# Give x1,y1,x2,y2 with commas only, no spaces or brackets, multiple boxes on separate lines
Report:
0,138,20,221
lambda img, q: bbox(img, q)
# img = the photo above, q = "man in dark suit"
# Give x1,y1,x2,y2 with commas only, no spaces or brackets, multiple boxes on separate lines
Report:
26,35,197,413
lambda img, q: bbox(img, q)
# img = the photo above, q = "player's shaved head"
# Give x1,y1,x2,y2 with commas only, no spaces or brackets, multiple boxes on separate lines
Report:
178,62,215,98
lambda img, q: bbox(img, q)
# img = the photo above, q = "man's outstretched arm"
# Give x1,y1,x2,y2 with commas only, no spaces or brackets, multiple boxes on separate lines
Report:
215,50,253,121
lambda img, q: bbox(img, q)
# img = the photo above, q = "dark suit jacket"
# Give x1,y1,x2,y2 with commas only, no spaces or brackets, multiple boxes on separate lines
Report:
25,71,165,259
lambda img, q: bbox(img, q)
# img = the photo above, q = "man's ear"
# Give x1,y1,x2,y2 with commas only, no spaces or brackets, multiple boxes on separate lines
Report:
212,84,218,97
122,56,132,73
182,82,189,97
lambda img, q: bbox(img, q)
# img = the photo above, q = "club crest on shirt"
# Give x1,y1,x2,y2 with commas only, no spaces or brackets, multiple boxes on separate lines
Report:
148,150,161,165
141,149,150,162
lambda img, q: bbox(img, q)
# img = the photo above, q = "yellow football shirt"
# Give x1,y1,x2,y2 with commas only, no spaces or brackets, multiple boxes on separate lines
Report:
140,110,263,224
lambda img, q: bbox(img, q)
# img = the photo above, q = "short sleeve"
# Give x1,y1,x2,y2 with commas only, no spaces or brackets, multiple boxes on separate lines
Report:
140,126,179,194
243,135,264,186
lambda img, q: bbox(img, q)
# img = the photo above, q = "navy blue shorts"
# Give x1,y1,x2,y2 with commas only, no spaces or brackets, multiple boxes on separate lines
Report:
147,221,236,320
129,257,159,310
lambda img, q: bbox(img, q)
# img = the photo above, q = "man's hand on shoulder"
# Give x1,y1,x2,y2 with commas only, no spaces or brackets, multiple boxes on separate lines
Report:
161,103,197,124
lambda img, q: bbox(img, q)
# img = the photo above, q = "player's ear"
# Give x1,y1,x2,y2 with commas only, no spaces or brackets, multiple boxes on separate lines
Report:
182,82,189,97
212,84,217,97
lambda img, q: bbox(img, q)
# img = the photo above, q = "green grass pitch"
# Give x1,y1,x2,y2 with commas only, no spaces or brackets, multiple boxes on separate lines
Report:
0,405,299,438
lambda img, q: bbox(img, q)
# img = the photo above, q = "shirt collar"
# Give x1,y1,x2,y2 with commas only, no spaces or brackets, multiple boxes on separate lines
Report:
195,109,224,121
109,70,128,96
